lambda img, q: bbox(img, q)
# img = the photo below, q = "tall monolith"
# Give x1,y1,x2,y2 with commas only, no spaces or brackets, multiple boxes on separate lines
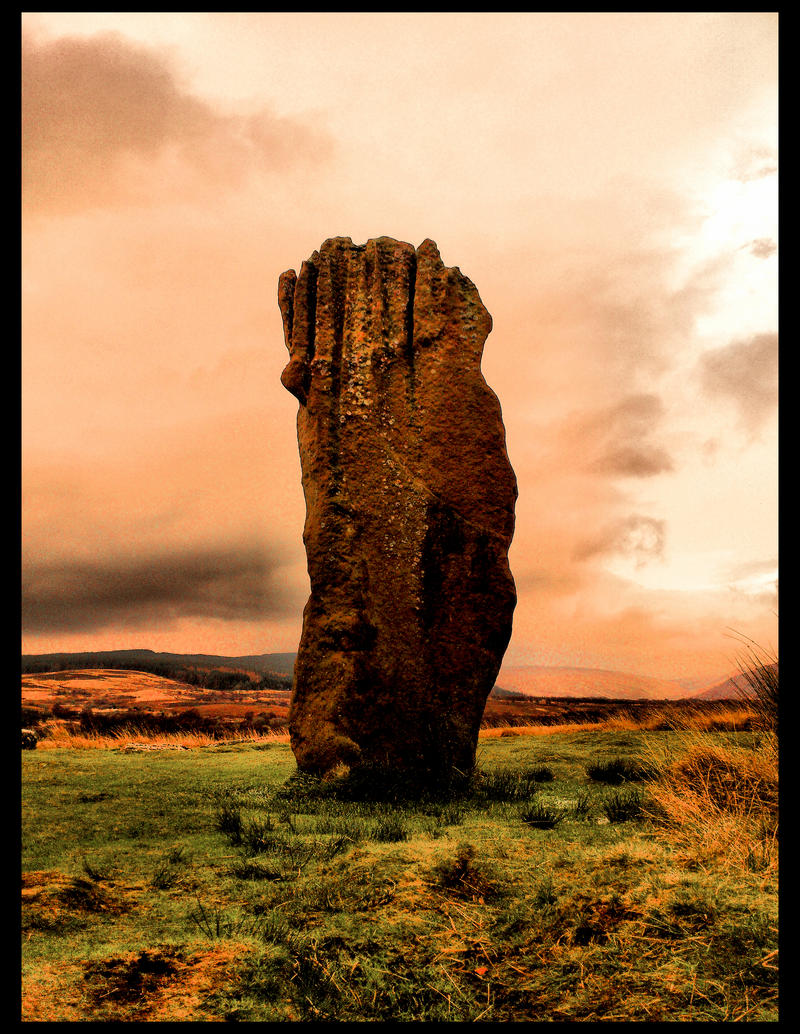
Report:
278,236,516,783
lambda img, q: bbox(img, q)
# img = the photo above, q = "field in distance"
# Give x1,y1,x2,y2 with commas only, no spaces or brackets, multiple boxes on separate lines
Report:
21,668,292,736
22,665,759,744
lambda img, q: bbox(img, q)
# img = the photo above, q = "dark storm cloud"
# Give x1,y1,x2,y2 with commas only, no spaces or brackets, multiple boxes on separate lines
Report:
22,543,298,634
573,515,666,567
698,332,778,435
567,394,675,478
22,29,333,214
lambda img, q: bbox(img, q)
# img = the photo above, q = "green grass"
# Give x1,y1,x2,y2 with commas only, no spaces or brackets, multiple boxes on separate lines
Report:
21,732,778,1022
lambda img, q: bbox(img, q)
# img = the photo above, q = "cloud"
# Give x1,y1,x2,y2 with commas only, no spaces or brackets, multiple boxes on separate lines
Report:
588,444,674,479
720,557,778,604
730,146,777,183
19,15,776,675
698,332,778,435
22,542,299,635
573,515,666,567
22,29,333,215
746,237,777,260
565,394,675,478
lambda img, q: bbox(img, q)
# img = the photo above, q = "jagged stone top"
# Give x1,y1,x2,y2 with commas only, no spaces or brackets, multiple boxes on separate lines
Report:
278,234,515,554
278,237,490,406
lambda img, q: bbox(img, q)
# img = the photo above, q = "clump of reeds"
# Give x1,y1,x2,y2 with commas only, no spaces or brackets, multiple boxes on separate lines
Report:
431,841,504,901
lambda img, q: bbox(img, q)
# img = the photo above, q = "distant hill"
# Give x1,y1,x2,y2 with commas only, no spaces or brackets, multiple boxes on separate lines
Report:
22,668,208,707
497,665,696,700
20,649,297,676
667,674,721,695
21,651,726,702
21,668,294,731
693,663,778,700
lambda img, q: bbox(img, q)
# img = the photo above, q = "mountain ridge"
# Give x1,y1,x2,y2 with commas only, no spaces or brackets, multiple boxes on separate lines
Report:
692,662,778,700
497,664,704,700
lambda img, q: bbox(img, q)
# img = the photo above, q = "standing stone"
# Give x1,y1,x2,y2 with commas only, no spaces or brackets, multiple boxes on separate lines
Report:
278,237,516,784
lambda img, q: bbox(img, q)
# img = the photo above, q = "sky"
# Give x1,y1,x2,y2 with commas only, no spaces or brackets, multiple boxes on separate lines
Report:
21,12,778,683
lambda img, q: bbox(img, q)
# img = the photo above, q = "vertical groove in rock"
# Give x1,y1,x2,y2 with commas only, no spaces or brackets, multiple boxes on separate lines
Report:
278,236,516,783
323,241,349,489
404,249,417,423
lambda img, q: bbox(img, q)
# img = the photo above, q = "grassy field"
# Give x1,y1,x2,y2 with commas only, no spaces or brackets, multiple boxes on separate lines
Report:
21,726,778,1022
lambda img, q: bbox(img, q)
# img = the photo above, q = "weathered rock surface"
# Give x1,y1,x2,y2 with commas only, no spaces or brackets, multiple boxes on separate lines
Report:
279,236,516,782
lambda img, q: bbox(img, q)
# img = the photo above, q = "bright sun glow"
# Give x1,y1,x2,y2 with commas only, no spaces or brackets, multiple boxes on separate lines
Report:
601,168,777,601
701,176,777,250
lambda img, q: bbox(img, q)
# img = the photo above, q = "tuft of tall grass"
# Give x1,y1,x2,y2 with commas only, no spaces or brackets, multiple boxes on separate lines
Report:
187,898,297,946
601,788,645,823
641,727,778,876
470,764,553,802
728,632,779,739
215,801,245,843
637,636,779,877
519,800,567,829
572,789,594,820
150,846,191,889
586,757,658,785
368,813,409,842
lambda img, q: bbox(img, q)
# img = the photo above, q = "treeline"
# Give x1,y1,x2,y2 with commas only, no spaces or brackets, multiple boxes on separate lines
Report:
177,668,292,693
21,655,292,693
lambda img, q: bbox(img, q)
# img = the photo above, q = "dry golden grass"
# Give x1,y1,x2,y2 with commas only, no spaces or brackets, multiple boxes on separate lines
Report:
480,701,756,738
479,721,602,739
22,945,253,1023
601,703,755,733
42,723,602,749
641,729,778,878
34,704,757,749
34,722,290,750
